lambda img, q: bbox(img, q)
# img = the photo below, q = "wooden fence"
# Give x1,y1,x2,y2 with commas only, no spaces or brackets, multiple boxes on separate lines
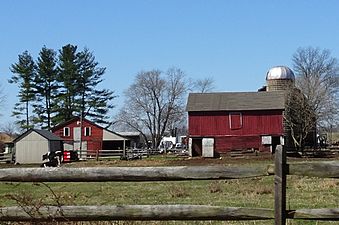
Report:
85,148,160,160
0,152,12,163
0,145,338,224
86,149,124,159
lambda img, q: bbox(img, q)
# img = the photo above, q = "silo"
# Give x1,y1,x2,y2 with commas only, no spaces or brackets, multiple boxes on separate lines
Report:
266,66,295,91
266,66,296,151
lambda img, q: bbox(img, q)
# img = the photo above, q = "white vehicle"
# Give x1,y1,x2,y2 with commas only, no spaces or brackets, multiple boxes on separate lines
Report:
175,143,183,149
158,136,176,153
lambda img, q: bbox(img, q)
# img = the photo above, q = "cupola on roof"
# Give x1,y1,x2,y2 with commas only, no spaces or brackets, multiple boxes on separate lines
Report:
266,66,295,80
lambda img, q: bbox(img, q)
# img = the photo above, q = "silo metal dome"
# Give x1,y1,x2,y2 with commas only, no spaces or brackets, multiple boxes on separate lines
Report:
266,66,295,81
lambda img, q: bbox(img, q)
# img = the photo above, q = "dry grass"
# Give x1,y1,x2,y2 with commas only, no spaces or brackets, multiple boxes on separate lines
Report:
0,156,338,225
208,181,223,194
168,184,190,198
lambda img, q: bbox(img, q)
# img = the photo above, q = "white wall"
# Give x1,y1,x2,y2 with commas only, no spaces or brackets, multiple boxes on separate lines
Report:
15,132,49,164
103,130,127,141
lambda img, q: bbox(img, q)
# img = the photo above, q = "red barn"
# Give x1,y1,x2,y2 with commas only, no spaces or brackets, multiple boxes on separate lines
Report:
186,91,286,157
52,117,129,159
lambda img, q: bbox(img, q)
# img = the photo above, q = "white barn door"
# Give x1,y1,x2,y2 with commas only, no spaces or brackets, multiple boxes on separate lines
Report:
74,127,81,141
202,138,214,157
73,127,87,159
188,138,192,156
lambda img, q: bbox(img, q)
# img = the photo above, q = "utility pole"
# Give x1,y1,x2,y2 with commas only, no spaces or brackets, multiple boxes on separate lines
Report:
79,106,92,160
79,113,83,160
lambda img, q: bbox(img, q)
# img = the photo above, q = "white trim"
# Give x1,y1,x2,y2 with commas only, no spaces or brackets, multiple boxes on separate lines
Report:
84,127,91,136
63,127,70,136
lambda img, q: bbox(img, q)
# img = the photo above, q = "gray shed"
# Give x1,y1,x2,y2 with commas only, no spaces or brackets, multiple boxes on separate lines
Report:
14,129,63,164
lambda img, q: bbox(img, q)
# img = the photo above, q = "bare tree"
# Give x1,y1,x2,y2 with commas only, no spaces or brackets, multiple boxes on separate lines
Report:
0,121,20,137
192,77,215,93
0,84,5,116
115,67,188,149
292,47,339,129
284,88,316,150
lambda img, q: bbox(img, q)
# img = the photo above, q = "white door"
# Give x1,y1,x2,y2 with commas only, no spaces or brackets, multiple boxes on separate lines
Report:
202,138,214,157
73,127,81,141
188,138,192,157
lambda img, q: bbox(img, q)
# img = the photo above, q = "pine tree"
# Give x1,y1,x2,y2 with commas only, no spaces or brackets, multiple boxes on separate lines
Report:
9,51,36,130
10,45,115,128
54,44,79,124
33,46,59,130
76,48,115,125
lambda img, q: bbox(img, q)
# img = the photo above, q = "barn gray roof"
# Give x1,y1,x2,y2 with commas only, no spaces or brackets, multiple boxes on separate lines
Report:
186,91,286,112
14,129,63,143
34,129,63,141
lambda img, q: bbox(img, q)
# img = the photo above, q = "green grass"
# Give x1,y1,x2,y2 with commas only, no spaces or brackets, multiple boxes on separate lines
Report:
0,156,338,225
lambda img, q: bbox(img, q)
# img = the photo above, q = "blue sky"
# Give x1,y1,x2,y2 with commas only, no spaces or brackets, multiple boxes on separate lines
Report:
1,0,339,126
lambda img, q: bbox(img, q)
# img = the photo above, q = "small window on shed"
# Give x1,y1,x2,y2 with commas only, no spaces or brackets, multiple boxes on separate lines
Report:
229,112,242,130
63,127,70,136
84,127,91,136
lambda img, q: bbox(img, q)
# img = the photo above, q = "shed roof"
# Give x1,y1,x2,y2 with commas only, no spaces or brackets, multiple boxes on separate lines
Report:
103,129,129,141
117,132,141,137
186,91,286,112
34,129,64,141
14,129,63,143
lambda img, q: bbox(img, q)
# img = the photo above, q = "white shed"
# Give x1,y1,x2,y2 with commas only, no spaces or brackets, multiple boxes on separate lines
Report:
14,129,63,164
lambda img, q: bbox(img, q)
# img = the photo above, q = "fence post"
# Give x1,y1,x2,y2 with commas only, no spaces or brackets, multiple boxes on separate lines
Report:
274,145,287,225
96,149,99,161
122,140,126,159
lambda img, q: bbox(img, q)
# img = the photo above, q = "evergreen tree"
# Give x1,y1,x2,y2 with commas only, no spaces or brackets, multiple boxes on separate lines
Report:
87,89,116,125
10,44,115,128
54,44,79,124
9,51,36,130
76,48,115,125
34,46,59,130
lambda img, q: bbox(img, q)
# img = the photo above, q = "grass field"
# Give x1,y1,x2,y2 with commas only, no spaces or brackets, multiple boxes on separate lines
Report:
0,155,338,225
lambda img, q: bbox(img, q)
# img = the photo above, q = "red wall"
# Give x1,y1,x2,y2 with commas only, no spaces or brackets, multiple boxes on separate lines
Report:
188,110,284,153
52,119,103,151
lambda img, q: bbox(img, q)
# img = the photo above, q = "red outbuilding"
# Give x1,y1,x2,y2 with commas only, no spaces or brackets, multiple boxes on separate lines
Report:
52,117,130,159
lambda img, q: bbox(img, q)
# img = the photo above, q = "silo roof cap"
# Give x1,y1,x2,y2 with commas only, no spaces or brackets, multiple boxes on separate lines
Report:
266,66,295,80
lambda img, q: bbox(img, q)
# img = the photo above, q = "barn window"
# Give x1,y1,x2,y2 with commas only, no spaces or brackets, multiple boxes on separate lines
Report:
84,127,91,136
229,112,242,130
63,127,70,136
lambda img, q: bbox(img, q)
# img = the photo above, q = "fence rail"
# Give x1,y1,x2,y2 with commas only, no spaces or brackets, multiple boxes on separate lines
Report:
0,152,12,163
0,165,270,182
0,145,338,224
85,148,159,160
86,149,123,158
1,206,337,222
0,205,274,222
